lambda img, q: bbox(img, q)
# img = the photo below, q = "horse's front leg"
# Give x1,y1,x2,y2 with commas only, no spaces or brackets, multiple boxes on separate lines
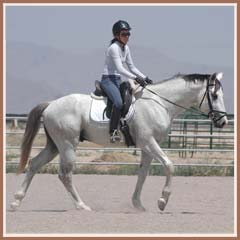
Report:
143,138,174,211
132,151,152,211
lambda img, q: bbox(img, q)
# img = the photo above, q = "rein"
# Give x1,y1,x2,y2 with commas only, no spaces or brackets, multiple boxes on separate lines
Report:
143,77,227,120
144,86,209,117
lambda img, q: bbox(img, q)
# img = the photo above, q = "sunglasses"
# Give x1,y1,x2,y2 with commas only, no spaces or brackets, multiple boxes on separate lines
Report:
120,32,131,37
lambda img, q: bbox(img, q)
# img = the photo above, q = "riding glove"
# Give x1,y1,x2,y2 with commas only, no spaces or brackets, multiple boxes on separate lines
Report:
135,77,147,87
145,77,153,84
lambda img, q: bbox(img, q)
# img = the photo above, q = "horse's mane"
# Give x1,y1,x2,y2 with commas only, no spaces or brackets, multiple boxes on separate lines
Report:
181,73,211,82
154,73,211,85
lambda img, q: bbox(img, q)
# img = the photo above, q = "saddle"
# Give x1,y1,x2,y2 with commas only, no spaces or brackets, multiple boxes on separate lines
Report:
93,80,135,147
93,80,133,119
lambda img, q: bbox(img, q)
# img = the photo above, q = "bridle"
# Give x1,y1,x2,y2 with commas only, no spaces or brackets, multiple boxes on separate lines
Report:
198,77,227,123
144,75,227,124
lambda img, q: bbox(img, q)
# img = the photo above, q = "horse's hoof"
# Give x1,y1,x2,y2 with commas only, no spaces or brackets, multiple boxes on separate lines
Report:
83,205,92,211
133,203,146,211
158,198,166,211
132,199,146,211
135,205,146,212
76,203,92,211
10,201,20,211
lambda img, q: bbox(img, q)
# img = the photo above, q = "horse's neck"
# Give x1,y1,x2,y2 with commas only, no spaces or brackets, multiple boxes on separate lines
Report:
150,78,205,117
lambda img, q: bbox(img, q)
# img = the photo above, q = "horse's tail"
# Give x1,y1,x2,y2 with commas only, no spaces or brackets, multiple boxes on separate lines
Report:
16,102,50,174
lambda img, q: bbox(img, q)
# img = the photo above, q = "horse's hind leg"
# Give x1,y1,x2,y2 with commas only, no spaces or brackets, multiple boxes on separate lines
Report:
132,151,152,211
10,142,58,210
58,145,91,211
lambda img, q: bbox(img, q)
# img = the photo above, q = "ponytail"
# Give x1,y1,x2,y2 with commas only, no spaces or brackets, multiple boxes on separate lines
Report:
110,38,118,45
110,38,125,51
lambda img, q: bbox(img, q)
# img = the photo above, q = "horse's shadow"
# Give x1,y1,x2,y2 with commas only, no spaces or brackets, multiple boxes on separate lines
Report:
159,211,200,215
7,209,67,213
93,209,201,215
7,207,200,215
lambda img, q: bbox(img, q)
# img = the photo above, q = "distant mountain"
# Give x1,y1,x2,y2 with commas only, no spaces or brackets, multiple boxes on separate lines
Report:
6,42,234,114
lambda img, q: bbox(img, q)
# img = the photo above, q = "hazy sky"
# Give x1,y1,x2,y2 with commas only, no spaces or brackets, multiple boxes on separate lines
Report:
6,4,235,68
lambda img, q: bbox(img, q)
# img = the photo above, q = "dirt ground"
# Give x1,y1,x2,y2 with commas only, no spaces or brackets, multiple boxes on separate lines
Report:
5,174,235,236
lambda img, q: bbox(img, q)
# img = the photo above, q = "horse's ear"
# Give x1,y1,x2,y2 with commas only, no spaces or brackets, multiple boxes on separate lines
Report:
210,72,217,80
210,72,223,83
209,73,217,84
216,72,223,81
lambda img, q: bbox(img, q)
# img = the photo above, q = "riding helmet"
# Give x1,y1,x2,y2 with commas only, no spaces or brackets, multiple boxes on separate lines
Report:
112,20,131,36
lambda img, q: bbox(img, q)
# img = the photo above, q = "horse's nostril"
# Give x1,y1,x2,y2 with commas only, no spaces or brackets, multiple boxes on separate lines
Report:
219,120,228,128
214,121,225,128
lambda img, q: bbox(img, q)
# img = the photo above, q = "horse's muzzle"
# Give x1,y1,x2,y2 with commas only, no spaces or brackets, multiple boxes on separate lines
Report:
213,115,228,128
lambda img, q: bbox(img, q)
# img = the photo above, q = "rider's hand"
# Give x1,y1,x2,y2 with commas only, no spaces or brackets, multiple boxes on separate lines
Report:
135,77,147,87
145,77,153,84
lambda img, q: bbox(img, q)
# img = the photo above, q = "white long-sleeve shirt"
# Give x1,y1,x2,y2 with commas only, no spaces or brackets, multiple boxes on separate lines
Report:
103,41,146,79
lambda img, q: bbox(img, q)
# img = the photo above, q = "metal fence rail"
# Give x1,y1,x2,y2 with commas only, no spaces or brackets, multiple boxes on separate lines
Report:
5,116,235,169
5,131,234,139
6,161,234,168
6,146,234,153
5,116,235,122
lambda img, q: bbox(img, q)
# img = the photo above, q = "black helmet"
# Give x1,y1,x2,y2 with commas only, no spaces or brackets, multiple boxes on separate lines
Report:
112,20,131,36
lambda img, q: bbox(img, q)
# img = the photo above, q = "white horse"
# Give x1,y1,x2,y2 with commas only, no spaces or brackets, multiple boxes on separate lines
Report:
10,72,228,212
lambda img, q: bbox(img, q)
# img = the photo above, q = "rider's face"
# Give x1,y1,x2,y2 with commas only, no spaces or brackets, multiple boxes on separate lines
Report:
117,30,131,45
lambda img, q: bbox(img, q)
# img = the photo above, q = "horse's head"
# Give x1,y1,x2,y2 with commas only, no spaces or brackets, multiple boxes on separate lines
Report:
199,72,228,128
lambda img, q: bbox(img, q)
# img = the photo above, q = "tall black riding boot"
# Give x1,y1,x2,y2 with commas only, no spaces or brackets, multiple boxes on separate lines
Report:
110,106,121,143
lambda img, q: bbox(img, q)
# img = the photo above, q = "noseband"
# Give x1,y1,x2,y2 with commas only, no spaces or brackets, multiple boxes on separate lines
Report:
199,77,227,123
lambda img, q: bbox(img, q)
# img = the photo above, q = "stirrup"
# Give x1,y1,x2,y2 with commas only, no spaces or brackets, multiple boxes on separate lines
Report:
110,130,121,143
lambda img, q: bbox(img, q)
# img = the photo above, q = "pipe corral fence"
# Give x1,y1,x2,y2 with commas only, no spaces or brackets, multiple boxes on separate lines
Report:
5,114,235,171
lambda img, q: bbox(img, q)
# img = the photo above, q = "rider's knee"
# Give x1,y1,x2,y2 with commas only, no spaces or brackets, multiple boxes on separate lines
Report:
114,100,123,110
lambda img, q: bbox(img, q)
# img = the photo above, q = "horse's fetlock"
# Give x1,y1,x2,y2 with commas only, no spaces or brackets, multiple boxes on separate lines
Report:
132,197,139,205
162,189,171,203
15,191,25,200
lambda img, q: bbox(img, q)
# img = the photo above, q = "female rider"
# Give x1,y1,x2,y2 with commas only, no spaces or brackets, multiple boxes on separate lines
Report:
101,20,153,143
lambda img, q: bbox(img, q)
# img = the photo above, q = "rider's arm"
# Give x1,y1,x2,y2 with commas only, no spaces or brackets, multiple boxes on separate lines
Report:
125,46,146,79
109,45,136,79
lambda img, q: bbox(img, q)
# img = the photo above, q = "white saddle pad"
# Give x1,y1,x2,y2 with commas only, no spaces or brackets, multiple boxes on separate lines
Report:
90,97,135,123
